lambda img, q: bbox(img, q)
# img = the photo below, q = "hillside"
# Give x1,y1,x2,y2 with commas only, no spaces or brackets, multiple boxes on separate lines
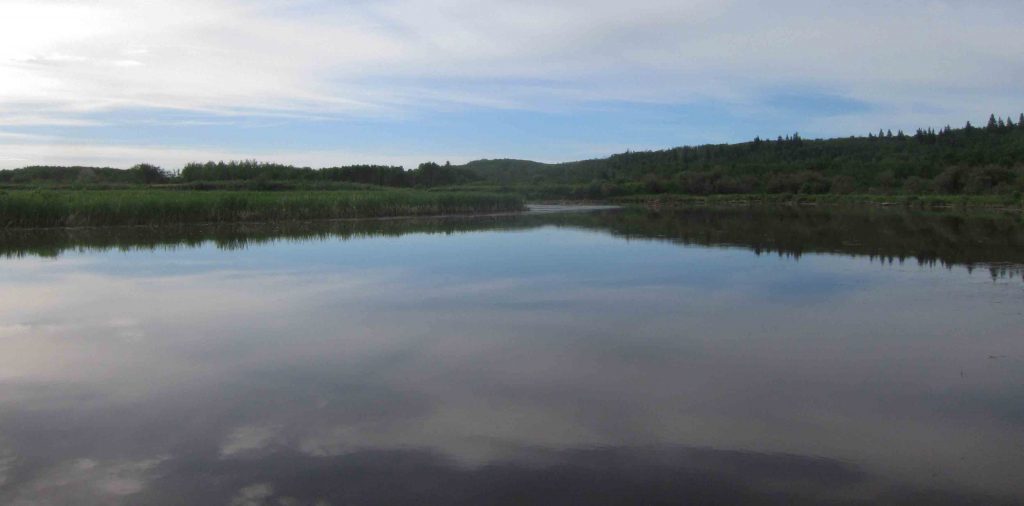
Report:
458,115,1024,196
3,115,1023,198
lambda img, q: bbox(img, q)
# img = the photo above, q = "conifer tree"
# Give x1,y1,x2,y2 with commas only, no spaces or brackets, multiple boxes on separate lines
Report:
987,114,998,130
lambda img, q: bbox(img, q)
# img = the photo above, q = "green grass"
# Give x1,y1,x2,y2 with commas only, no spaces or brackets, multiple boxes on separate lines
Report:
0,189,525,228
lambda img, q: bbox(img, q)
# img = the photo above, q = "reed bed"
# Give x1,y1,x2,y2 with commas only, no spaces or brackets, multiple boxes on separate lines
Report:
0,190,525,228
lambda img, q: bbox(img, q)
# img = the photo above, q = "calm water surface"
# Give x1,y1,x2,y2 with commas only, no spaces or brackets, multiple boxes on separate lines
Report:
0,207,1022,505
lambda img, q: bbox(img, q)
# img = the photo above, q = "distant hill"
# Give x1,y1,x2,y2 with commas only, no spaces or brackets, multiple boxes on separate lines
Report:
457,115,1024,196
3,114,1022,197
461,159,553,171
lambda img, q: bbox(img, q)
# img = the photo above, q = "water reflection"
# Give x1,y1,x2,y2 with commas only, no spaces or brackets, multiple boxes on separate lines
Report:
2,206,1023,278
0,207,1021,504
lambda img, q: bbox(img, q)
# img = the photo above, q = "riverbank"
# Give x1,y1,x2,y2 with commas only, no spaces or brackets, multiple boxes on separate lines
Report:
612,193,1024,210
0,189,525,228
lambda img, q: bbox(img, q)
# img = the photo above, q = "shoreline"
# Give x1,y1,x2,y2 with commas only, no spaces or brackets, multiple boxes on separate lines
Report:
0,189,525,229
0,201,615,232
611,193,1024,212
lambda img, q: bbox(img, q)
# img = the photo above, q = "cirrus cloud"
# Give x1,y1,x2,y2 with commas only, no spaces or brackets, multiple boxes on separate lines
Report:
0,0,1021,167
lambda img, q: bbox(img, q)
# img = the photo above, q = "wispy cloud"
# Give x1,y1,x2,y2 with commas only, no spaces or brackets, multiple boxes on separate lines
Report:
0,0,1021,166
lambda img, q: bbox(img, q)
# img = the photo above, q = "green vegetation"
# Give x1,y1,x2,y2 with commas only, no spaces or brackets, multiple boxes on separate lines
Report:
5,115,1023,199
0,190,524,228
2,114,1023,223
452,115,1024,199
0,160,478,189
0,163,172,187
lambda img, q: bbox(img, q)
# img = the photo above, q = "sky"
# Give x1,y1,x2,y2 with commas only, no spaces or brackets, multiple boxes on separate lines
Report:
0,0,1022,169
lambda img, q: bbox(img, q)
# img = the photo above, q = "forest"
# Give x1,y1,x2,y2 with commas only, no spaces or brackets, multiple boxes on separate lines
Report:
454,114,1024,198
2,114,1022,199
0,161,478,189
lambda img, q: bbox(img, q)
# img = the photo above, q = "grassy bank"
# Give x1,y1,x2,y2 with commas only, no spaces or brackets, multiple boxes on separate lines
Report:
0,189,525,228
0,180,391,192
612,193,1024,210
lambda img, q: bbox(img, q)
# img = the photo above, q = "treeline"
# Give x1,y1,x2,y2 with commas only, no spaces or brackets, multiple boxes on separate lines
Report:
0,161,478,189
0,164,170,185
180,161,404,185
3,114,1023,197
180,160,478,187
459,114,1024,197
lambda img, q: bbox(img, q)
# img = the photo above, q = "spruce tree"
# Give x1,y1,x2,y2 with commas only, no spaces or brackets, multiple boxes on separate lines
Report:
987,114,998,130
1019,113,1024,129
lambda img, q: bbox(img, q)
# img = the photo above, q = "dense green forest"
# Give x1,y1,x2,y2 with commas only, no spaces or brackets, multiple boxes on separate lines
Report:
2,114,1023,199
0,163,170,185
179,161,479,187
454,114,1024,198
0,161,478,189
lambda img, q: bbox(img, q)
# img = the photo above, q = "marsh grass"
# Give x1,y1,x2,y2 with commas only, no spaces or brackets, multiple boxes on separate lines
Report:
0,190,524,228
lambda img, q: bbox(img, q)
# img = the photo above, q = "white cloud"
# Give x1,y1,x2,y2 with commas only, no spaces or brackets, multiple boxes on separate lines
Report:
5,457,166,506
220,425,278,457
1,0,1020,117
228,483,274,506
0,0,1021,166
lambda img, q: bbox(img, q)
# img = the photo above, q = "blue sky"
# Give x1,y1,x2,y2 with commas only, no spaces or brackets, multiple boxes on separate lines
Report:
1,0,1022,169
